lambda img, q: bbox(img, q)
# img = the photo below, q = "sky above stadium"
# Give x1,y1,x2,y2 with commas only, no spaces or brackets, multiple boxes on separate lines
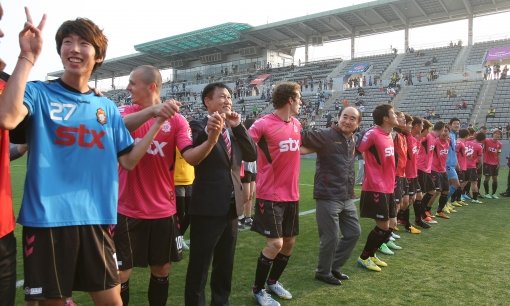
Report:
1,0,510,88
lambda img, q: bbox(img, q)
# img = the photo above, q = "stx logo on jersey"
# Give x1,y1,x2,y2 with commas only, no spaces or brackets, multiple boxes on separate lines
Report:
135,138,168,156
384,147,394,157
279,138,300,152
412,146,419,154
439,149,449,155
55,124,105,148
488,147,499,153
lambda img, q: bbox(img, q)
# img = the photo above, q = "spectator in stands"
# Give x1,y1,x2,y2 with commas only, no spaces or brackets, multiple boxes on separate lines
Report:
502,65,508,79
417,71,422,82
486,107,496,118
484,66,491,80
494,63,501,79
506,122,510,139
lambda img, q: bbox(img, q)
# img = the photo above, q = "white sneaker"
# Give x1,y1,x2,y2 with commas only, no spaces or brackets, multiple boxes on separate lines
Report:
253,289,280,306
267,281,292,300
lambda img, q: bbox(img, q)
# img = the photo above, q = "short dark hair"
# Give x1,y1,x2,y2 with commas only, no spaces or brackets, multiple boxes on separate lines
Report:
339,106,362,123
449,117,460,125
56,18,108,74
433,121,446,131
475,132,486,142
272,82,300,109
201,82,232,107
412,116,423,127
372,104,393,126
458,128,469,138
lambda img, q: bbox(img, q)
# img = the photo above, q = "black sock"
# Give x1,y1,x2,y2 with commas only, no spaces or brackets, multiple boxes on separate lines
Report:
492,181,498,194
413,199,423,221
484,180,490,194
361,226,387,259
267,253,290,285
253,253,273,293
403,208,411,228
148,274,169,306
421,193,432,214
120,281,130,306
454,188,463,202
437,194,448,212
473,191,479,200
464,182,471,195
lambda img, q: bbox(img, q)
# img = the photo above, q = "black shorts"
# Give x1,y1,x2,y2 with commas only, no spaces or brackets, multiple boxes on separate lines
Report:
114,214,183,271
251,199,299,238
0,231,16,306
241,171,257,183
466,168,478,181
431,171,449,192
393,177,406,201
418,170,435,193
483,163,499,177
457,170,466,182
175,185,193,197
359,191,396,221
406,177,421,196
22,225,119,300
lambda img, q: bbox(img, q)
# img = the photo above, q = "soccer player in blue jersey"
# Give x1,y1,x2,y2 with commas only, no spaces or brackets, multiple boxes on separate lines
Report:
0,11,177,305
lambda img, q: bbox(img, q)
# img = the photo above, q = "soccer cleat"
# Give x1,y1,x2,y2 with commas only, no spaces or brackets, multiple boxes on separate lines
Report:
391,232,401,239
443,206,451,214
461,194,472,201
393,225,400,231
416,219,431,229
267,281,292,300
386,240,403,250
424,210,436,218
491,194,500,199
370,254,388,267
357,257,382,272
458,200,469,206
406,225,421,234
447,203,458,212
378,243,394,255
436,211,450,219
422,216,438,224
389,236,395,241
253,289,281,306
243,217,254,227
471,199,483,204
483,194,494,199
451,201,463,207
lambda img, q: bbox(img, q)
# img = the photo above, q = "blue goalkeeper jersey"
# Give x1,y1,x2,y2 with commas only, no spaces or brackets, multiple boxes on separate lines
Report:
446,131,457,167
18,79,134,227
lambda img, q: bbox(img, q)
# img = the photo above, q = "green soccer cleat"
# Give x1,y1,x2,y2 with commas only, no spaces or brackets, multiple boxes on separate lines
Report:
378,243,395,255
386,240,403,250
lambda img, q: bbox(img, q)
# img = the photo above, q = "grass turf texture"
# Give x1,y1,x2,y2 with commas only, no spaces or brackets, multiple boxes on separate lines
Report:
10,157,510,305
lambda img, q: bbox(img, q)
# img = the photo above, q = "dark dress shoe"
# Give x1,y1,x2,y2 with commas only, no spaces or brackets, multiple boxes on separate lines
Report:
315,273,342,285
500,192,510,197
331,270,350,280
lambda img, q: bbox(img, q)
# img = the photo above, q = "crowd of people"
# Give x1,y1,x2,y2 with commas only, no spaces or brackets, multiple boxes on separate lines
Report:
1,5,508,306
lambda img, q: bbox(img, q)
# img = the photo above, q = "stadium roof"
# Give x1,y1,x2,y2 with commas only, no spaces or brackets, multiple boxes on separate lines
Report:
48,0,510,80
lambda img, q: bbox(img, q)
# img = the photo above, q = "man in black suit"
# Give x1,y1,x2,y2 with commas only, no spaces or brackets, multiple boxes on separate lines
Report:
185,82,257,306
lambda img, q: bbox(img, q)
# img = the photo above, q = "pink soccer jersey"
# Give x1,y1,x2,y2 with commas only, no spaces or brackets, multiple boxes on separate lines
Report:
465,140,483,169
405,133,419,179
249,114,301,202
118,105,193,219
483,138,502,166
358,126,395,194
456,140,467,171
417,133,436,173
431,138,449,173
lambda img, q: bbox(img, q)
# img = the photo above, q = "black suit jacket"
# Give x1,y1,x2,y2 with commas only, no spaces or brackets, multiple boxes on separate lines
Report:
189,117,257,217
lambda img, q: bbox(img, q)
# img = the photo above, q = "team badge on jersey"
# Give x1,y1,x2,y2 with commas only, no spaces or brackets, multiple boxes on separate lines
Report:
161,121,172,133
96,108,107,125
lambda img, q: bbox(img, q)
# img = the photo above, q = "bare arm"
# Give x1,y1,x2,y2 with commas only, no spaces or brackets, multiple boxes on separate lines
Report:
123,100,181,132
0,8,46,129
117,117,165,170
